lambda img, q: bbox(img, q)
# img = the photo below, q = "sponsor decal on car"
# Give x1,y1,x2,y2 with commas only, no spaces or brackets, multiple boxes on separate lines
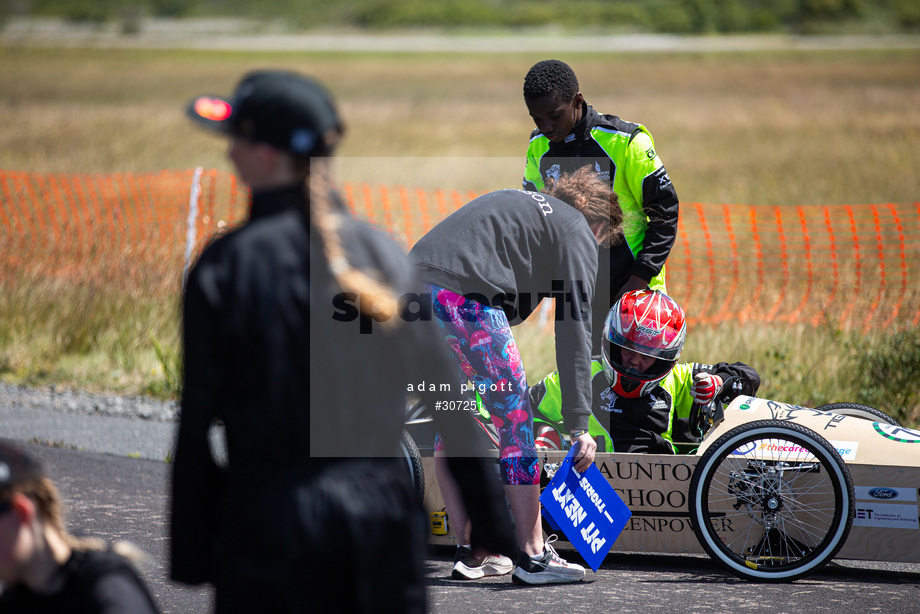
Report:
828,440,858,461
731,439,858,461
854,503,920,530
855,486,918,502
872,424,920,443
736,398,758,411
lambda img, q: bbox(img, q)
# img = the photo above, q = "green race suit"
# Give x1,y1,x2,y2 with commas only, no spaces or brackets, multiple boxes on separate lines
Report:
523,104,679,352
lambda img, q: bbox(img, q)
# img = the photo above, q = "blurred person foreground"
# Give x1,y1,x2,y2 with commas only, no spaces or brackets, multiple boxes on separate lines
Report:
170,69,513,613
0,439,160,613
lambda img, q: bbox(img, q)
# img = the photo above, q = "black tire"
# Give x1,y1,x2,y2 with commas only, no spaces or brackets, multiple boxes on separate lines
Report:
688,420,854,582
399,430,425,503
405,395,428,422
814,402,900,426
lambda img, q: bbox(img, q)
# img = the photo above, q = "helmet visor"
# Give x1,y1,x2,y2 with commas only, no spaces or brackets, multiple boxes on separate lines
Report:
605,337,676,381
607,326,683,362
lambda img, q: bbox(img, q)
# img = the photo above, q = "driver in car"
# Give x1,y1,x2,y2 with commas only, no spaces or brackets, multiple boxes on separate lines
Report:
529,289,761,454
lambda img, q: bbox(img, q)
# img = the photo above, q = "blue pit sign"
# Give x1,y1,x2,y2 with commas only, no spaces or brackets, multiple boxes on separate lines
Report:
539,447,632,572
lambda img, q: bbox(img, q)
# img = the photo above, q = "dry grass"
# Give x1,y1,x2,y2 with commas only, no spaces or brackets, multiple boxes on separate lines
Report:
1,45,919,422
3,47,918,200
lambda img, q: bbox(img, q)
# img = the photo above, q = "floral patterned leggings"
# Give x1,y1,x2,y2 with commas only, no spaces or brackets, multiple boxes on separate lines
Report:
428,284,539,485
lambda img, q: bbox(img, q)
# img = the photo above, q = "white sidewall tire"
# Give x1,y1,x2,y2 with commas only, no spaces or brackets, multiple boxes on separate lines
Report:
689,420,854,582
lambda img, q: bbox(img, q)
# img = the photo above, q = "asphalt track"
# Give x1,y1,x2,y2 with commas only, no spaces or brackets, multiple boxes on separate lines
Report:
5,401,920,614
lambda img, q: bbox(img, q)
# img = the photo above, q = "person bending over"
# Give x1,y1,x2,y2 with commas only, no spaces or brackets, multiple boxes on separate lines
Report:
410,167,623,585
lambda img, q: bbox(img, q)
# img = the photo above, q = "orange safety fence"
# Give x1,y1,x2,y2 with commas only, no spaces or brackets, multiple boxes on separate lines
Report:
1,169,918,331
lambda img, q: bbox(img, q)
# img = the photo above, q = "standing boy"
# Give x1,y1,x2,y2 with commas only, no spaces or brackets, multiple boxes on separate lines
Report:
523,59,680,352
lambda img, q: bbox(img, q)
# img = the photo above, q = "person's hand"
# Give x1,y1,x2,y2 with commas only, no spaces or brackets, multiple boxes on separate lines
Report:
691,372,723,405
614,275,649,302
571,432,597,473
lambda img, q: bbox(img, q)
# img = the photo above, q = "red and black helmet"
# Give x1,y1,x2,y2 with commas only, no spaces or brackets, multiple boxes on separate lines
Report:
601,289,687,398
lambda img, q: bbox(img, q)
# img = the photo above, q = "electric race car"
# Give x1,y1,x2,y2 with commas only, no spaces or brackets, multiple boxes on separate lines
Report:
403,397,920,582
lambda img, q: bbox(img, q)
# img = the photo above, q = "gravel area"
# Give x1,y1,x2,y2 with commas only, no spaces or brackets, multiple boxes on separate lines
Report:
0,383,183,462
0,382,178,422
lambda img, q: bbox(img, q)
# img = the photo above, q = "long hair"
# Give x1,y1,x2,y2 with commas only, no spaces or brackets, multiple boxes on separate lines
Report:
541,166,627,248
300,148,400,324
6,475,146,564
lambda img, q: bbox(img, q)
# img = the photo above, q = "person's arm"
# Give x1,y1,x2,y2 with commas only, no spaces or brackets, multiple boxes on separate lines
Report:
553,224,599,471
169,261,227,585
528,370,564,425
698,361,762,400
671,361,762,444
90,566,160,614
621,128,679,292
615,274,651,301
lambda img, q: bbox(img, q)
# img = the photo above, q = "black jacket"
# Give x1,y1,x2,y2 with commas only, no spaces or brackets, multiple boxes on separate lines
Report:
0,548,159,614
409,188,597,432
171,184,514,587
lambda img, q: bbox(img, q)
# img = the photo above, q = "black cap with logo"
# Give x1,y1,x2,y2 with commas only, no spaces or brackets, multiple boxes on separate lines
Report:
0,440,44,499
186,70,342,155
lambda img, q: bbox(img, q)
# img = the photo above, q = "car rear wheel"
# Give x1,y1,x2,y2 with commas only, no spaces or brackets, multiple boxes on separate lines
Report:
814,402,900,426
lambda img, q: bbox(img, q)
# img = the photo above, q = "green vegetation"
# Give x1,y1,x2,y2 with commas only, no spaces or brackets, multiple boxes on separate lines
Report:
0,271,180,398
0,46,918,427
7,0,920,34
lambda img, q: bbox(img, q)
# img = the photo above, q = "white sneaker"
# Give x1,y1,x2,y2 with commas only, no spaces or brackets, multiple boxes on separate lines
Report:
452,546,514,580
511,535,586,585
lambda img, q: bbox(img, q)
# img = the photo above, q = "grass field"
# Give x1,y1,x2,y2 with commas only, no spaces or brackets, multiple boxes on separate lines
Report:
1,43,918,424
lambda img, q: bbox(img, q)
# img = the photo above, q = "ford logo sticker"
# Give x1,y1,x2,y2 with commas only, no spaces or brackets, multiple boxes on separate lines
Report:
868,487,899,500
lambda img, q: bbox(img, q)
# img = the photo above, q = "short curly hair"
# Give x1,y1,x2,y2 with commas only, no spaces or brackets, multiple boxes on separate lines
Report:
542,166,624,249
523,60,579,102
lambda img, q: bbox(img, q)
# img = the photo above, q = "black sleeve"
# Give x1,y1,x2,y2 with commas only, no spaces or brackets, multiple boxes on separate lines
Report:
528,379,549,420
634,165,679,282
552,224,598,433
170,258,227,585
618,434,674,455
